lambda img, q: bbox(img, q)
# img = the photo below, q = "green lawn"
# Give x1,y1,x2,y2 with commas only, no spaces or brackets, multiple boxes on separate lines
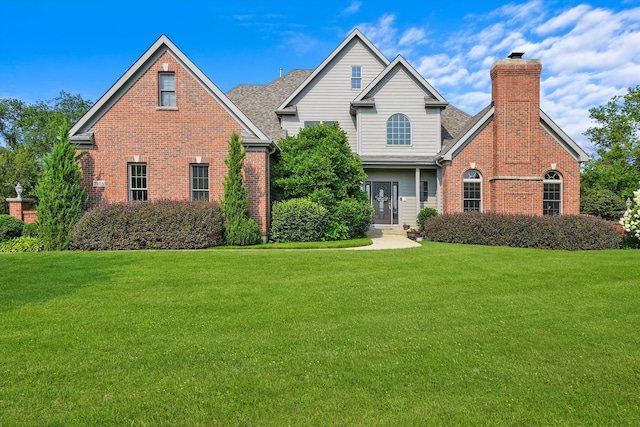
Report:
1,243,639,425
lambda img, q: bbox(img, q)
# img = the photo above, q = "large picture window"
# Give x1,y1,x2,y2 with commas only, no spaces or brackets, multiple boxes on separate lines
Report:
387,114,411,145
191,164,209,201
543,171,562,215
129,163,148,201
463,169,482,212
159,72,175,107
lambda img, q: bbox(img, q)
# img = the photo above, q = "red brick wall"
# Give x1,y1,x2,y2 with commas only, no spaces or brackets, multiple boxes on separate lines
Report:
77,51,270,235
442,58,581,215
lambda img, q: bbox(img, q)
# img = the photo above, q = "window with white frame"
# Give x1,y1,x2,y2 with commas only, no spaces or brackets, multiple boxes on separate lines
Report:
351,66,362,89
129,163,148,201
543,171,562,215
159,72,175,107
463,169,482,212
387,114,411,145
191,164,209,201
304,121,320,128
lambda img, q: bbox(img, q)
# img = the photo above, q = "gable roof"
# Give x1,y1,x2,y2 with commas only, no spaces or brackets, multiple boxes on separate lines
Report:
437,104,590,162
69,34,269,143
227,69,313,141
352,55,447,106
276,29,390,111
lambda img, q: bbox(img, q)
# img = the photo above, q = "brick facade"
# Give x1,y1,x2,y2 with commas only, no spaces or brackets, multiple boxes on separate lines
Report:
442,57,582,215
77,50,270,235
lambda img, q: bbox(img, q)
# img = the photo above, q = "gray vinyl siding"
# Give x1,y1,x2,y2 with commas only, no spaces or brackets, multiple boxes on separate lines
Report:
280,38,386,151
359,67,441,156
364,168,438,227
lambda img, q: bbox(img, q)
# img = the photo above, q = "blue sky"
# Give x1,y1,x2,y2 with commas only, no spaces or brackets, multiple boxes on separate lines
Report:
1,0,639,150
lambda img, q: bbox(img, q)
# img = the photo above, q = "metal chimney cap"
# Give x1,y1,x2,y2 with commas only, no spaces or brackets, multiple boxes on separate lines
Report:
508,52,525,59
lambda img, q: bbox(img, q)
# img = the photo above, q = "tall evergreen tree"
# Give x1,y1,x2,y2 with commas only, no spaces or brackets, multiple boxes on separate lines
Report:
222,132,262,245
35,124,87,250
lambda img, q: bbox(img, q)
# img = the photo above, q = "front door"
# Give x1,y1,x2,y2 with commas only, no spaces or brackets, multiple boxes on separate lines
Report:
372,182,391,224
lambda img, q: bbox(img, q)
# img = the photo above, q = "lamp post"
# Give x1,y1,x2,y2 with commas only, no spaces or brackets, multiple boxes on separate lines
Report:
15,183,23,200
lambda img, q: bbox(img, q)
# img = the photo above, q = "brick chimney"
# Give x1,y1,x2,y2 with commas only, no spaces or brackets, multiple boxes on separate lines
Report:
490,53,542,173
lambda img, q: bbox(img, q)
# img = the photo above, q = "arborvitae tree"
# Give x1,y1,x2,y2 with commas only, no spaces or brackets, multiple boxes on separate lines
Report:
35,124,87,250
222,132,262,245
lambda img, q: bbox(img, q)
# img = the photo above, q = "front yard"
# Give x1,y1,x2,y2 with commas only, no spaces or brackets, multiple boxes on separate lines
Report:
1,243,639,425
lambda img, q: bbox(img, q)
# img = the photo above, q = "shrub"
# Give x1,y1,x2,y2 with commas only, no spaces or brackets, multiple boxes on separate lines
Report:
70,200,225,250
416,207,438,232
0,215,24,242
619,187,640,245
333,198,373,239
270,198,329,242
423,212,621,250
0,236,44,253
22,222,39,238
580,187,625,220
324,220,350,241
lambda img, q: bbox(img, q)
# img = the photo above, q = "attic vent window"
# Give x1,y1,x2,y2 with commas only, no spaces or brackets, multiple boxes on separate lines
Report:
159,72,176,107
508,52,525,59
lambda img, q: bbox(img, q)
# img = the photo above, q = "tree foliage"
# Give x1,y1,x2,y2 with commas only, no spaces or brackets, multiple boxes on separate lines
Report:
0,92,92,212
274,123,368,211
582,86,640,201
35,125,87,250
222,132,262,246
273,123,372,239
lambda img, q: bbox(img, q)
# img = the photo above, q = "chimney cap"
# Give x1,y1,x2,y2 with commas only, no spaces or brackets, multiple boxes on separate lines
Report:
508,52,525,59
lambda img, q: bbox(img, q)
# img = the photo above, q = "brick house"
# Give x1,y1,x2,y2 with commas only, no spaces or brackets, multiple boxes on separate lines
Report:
68,35,274,236
66,31,588,235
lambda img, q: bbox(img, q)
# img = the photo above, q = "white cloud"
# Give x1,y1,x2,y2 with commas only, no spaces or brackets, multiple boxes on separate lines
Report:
341,0,361,16
357,1,640,149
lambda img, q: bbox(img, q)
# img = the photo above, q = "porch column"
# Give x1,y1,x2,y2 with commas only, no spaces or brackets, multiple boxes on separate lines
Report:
415,168,421,224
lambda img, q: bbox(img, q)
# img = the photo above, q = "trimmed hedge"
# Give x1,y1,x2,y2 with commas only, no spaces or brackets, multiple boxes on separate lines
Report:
70,200,225,250
270,198,329,242
423,212,622,250
0,215,24,243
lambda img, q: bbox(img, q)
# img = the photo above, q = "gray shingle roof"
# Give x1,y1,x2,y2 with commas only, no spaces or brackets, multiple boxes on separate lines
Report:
441,104,473,147
226,69,313,141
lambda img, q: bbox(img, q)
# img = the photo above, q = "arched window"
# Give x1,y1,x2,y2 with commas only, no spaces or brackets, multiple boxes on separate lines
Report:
543,171,562,215
463,169,482,212
387,114,411,145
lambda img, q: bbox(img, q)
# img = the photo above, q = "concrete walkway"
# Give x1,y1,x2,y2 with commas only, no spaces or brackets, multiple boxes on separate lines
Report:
347,230,422,250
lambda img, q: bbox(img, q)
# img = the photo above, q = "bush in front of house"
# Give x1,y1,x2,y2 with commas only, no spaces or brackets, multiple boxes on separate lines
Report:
270,198,329,242
332,198,373,239
21,222,39,238
416,207,438,232
423,212,622,250
70,200,225,250
0,236,45,253
0,214,24,242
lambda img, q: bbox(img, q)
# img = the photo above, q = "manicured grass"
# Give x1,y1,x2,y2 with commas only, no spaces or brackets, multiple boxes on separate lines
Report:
1,243,639,425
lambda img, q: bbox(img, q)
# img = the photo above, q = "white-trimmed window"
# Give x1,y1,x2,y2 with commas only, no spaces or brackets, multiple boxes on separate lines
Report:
387,114,411,145
351,66,362,89
159,72,176,107
304,121,320,128
543,171,562,215
129,163,148,201
463,169,482,212
191,164,209,201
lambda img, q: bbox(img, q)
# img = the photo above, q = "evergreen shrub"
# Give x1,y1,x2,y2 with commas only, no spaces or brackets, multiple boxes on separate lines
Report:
0,214,24,242
333,198,373,239
416,207,438,232
22,222,39,238
423,212,621,250
270,198,329,242
70,200,225,250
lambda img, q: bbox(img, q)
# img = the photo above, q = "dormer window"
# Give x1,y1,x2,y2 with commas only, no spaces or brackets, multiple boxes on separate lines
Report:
159,72,175,107
351,66,362,89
